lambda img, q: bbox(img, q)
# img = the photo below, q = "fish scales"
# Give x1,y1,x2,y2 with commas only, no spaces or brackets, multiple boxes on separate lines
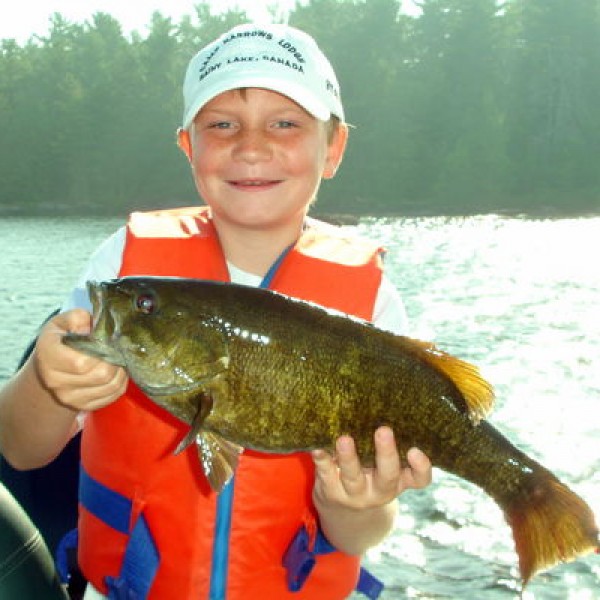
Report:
196,282,462,455
63,276,599,587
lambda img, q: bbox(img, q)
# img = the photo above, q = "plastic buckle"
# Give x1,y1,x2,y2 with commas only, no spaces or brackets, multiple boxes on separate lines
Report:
282,526,316,592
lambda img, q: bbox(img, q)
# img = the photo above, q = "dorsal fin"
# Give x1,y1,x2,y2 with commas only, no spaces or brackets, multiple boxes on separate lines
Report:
398,336,495,423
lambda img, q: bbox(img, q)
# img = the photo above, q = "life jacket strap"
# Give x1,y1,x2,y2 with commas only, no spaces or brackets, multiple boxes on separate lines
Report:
79,466,159,600
283,525,384,599
55,527,79,584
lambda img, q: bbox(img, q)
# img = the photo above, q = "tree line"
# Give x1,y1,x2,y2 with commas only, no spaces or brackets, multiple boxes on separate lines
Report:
1,0,599,217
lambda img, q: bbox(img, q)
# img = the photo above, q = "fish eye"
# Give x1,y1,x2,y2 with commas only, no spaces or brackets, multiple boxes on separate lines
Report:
135,294,157,315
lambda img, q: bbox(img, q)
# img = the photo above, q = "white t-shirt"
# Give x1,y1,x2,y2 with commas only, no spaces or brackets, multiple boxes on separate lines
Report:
63,226,409,335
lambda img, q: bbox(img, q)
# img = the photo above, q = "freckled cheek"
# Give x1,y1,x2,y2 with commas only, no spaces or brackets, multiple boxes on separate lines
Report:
281,143,328,177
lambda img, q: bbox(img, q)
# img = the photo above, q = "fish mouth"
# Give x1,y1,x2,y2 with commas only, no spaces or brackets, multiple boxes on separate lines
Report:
62,331,125,366
88,281,112,332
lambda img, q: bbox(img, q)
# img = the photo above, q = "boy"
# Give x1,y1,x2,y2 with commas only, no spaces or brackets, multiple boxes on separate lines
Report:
0,23,431,599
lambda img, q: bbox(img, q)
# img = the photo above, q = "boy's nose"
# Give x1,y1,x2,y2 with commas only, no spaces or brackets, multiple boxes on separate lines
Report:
232,129,273,163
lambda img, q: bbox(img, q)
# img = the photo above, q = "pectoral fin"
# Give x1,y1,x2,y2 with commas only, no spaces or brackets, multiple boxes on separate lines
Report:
174,393,213,454
171,368,240,493
196,431,244,494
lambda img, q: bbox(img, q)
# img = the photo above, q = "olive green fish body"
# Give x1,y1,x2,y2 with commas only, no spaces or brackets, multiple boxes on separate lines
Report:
63,276,599,585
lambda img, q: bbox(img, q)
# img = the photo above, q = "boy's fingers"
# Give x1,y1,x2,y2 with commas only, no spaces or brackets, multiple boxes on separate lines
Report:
312,449,336,482
335,436,366,496
372,426,401,493
405,447,433,489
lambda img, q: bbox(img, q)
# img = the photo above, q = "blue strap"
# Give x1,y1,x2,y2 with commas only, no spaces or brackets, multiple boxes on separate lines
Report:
105,515,160,600
79,466,160,600
283,526,384,599
261,244,295,288
55,528,79,584
208,478,235,599
79,465,131,534
356,567,385,600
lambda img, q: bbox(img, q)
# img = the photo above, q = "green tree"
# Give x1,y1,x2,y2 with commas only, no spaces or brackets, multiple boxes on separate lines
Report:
0,39,37,206
130,12,184,208
504,0,600,202
20,15,84,209
64,13,140,208
405,0,507,211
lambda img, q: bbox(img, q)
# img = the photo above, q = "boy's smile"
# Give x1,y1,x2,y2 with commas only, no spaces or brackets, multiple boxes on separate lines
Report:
178,88,347,233
227,178,283,192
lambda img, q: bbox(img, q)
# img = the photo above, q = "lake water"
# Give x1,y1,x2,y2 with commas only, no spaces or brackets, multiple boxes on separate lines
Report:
0,214,599,599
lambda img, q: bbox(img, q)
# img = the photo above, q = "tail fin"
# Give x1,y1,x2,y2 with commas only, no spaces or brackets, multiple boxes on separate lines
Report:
503,475,599,585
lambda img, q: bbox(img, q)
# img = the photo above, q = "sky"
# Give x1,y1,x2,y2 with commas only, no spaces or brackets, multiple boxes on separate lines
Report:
0,1,295,43
0,1,419,45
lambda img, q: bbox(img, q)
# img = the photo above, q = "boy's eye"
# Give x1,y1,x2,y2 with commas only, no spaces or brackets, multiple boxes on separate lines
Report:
274,120,297,129
209,121,234,129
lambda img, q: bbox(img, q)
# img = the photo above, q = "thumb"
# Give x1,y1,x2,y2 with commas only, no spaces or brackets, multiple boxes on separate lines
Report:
52,308,93,335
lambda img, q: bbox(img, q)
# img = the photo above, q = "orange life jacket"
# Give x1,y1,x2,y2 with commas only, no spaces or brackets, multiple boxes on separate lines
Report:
78,207,385,599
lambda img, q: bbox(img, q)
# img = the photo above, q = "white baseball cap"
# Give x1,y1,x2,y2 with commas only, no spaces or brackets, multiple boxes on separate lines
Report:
181,23,344,129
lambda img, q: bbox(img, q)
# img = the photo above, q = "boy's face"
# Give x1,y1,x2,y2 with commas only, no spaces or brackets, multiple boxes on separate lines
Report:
178,88,347,232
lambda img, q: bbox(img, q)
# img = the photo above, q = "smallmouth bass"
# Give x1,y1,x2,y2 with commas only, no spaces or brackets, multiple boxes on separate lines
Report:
63,276,599,585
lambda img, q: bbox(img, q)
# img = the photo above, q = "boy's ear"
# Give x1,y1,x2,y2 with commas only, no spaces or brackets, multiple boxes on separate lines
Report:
177,127,192,161
323,123,349,179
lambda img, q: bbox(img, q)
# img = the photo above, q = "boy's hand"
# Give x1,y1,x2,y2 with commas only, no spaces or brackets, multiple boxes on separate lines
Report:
312,426,431,509
311,426,432,554
34,309,128,412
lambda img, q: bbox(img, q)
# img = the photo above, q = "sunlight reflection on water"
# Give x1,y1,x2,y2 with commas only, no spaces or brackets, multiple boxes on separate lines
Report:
349,215,600,598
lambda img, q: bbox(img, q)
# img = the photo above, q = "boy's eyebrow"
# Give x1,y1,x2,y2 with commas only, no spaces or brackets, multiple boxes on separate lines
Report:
195,108,239,121
198,108,234,117
198,107,311,120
